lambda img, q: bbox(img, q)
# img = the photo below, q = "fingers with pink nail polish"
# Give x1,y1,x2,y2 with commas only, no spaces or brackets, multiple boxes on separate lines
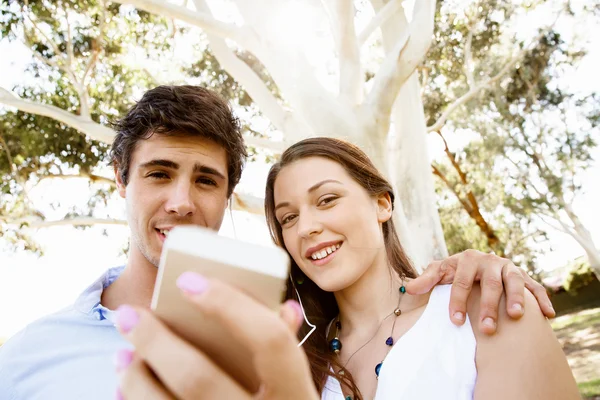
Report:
176,271,209,295
115,348,134,373
116,305,139,334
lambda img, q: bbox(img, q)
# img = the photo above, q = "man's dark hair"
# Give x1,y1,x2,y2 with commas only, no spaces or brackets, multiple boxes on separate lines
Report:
110,85,247,197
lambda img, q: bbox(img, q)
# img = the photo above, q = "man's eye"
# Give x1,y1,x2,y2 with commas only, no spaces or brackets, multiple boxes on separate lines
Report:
197,177,217,186
148,172,169,179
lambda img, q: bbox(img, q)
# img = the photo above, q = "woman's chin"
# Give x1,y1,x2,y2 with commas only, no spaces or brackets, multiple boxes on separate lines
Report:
310,273,356,293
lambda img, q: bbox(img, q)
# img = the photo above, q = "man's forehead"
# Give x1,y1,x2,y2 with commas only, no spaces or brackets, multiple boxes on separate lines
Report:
132,134,228,170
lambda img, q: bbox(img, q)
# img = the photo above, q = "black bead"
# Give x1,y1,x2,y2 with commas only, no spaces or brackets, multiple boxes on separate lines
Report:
329,337,342,353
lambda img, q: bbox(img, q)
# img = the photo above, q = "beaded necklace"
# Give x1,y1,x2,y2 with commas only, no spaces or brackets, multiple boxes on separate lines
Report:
328,283,406,400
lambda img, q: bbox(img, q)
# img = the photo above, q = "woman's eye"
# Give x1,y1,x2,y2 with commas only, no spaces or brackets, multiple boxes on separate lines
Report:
281,214,297,225
318,196,338,206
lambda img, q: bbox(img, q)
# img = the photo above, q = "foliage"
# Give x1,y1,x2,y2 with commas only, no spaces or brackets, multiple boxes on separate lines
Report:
0,0,266,252
423,0,599,275
564,258,597,295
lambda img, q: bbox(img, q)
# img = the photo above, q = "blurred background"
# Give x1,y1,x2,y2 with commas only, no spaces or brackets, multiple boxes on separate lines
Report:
0,0,598,397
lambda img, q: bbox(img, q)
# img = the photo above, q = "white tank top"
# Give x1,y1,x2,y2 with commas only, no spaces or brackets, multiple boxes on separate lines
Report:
321,285,477,400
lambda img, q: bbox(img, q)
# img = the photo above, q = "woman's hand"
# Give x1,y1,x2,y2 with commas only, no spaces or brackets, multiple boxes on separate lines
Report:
115,272,319,400
405,249,555,334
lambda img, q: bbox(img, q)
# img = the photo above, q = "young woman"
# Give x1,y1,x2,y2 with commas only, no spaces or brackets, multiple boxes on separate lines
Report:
115,138,577,400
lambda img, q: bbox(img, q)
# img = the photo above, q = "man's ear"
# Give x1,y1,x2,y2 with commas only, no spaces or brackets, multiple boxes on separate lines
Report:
114,165,126,199
376,192,393,224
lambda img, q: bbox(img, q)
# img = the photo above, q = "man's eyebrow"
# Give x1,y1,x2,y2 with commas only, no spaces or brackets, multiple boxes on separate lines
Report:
139,159,179,170
138,160,226,180
194,164,226,180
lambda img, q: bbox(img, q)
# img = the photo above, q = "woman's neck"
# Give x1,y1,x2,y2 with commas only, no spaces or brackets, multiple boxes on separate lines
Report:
333,250,422,337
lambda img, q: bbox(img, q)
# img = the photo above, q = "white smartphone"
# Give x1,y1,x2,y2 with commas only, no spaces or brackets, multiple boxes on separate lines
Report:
151,225,290,393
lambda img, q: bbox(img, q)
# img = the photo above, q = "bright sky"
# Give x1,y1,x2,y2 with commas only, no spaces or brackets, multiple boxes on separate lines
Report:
0,0,599,340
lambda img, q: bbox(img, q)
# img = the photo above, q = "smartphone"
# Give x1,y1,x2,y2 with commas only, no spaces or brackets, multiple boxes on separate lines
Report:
151,225,290,393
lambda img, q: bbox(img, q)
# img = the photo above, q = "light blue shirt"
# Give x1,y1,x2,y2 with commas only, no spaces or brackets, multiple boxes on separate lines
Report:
0,266,129,400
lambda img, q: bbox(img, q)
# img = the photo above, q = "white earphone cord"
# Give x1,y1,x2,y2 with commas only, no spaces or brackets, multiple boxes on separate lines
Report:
291,277,316,347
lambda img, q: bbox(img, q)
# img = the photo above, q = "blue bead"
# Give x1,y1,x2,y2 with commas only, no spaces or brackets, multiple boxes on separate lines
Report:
345,396,352,400
400,285,406,293
329,338,342,353
375,362,383,377
385,336,393,346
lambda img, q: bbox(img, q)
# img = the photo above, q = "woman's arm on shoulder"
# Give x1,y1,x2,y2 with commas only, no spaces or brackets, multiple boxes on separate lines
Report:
468,285,579,400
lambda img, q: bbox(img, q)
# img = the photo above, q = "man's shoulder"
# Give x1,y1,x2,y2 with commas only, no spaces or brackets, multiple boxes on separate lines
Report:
0,305,80,354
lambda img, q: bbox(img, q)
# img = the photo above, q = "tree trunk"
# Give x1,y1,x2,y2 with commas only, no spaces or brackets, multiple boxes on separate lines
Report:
564,204,600,281
388,73,448,269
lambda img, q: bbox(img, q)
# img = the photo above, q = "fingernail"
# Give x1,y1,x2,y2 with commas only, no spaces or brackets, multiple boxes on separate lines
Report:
511,303,524,314
483,317,496,330
116,388,123,400
453,312,464,322
176,271,209,295
116,305,139,334
285,300,304,325
115,348,134,373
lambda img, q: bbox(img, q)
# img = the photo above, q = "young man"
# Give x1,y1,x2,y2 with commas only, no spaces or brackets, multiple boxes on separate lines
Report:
0,85,554,400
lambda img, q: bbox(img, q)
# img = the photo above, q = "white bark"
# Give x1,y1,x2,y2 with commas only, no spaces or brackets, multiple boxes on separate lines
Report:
191,0,309,144
358,0,402,46
226,0,358,138
368,0,447,268
366,0,435,121
389,74,449,267
113,0,248,42
2,216,128,228
322,0,362,104
563,204,600,279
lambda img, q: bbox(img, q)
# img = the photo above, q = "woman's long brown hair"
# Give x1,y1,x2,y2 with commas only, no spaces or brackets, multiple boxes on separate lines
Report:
264,137,417,399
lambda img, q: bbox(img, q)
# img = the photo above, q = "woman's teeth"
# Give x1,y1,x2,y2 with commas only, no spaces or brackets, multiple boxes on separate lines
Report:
159,229,170,237
310,243,341,260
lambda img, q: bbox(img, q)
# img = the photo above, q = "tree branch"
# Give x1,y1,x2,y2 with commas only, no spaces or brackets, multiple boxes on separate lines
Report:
232,192,264,215
366,0,435,120
242,133,285,154
0,132,14,175
358,0,402,46
82,1,108,85
23,1,64,61
191,0,312,142
1,216,128,229
464,26,475,88
432,164,472,212
0,87,115,144
36,173,117,187
427,30,548,133
112,0,249,43
64,9,75,70
323,0,362,104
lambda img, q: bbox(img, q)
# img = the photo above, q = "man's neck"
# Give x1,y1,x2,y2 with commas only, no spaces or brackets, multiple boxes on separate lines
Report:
100,246,158,311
